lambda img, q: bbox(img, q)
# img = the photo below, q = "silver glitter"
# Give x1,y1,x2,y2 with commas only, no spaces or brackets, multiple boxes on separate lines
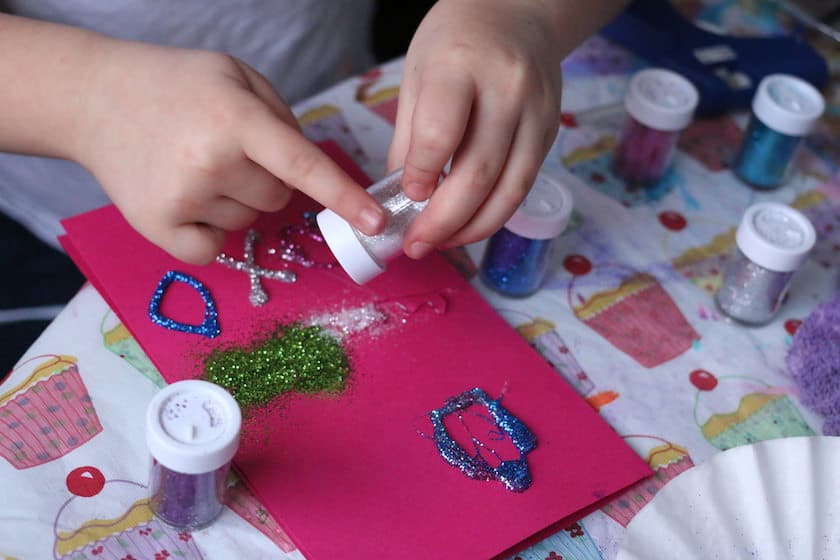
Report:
715,248,794,325
355,170,429,265
307,303,388,339
216,229,296,307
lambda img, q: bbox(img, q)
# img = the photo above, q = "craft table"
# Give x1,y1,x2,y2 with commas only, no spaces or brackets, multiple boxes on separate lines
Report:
3,2,840,559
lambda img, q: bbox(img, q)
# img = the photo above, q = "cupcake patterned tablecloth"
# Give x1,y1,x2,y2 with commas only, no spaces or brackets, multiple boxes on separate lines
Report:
3,2,840,558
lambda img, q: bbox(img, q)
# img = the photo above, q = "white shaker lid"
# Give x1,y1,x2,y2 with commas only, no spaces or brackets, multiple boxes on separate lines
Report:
735,202,816,272
625,68,699,132
146,380,242,474
752,74,825,137
317,207,384,285
504,172,573,240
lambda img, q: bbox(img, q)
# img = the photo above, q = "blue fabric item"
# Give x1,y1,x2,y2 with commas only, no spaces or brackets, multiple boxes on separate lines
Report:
601,0,829,115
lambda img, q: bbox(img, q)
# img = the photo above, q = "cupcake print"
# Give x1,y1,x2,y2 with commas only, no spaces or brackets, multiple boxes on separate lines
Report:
0,355,101,469
691,369,815,451
298,104,368,166
601,435,694,527
101,311,166,388
566,257,698,368
53,466,204,560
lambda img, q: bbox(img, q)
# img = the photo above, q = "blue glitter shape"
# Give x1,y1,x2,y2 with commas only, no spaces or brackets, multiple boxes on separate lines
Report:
148,271,220,338
428,388,536,492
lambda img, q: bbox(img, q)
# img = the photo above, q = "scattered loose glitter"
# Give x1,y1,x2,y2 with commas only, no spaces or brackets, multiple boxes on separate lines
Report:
270,212,336,269
307,304,388,339
426,388,536,492
149,271,220,338
204,324,350,410
216,229,296,307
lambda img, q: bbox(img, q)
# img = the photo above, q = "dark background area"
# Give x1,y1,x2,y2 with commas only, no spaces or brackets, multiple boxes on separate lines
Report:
372,1,436,62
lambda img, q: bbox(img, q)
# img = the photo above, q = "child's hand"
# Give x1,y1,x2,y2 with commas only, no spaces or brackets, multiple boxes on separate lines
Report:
78,41,385,264
388,0,565,259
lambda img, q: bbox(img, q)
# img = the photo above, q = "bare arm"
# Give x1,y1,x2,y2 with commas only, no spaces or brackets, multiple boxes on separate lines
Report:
0,13,107,159
0,13,386,264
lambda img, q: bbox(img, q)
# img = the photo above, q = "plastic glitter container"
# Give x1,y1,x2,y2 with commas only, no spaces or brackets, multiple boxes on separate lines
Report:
733,74,825,190
317,168,430,284
146,380,241,529
715,202,816,325
613,68,699,185
479,173,573,297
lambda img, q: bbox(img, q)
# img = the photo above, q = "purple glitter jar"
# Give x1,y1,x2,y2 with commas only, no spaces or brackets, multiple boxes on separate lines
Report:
480,173,573,297
146,380,241,529
613,68,698,186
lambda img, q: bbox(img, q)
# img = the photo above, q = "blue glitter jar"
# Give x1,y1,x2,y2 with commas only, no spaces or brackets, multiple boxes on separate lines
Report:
734,74,824,190
480,173,573,297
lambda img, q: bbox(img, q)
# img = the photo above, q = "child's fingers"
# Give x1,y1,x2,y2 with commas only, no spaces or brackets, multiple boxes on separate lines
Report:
237,60,300,130
164,223,227,265
237,108,385,235
224,162,293,213
403,93,517,258
386,78,416,174
441,117,547,248
200,196,261,232
400,73,474,201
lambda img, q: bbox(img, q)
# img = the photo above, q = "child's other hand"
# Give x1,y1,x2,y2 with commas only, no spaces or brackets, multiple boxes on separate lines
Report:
388,0,563,259
78,42,385,264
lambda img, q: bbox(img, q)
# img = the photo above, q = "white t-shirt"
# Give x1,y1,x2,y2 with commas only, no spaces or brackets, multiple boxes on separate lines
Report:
0,0,375,247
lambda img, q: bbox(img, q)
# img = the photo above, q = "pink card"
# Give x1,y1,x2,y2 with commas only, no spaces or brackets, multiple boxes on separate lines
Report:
60,143,650,559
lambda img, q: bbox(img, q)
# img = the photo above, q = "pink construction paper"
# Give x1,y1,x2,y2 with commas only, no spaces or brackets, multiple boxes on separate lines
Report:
60,142,650,559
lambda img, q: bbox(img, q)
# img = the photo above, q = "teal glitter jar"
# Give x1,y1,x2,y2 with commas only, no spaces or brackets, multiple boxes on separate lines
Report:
734,75,825,190
480,173,573,297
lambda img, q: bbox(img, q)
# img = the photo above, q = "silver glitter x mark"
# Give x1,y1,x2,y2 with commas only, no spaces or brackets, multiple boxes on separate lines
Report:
216,229,296,307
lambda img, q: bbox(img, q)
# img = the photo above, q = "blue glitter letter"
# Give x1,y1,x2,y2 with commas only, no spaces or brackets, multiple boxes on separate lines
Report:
148,271,220,338
427,388,536,492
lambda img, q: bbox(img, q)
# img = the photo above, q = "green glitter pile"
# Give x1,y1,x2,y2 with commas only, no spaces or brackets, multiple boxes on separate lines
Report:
204,324,350,409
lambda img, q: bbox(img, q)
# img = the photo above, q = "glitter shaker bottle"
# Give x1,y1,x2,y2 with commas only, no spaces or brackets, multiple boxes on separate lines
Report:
733,74,825,190
317,168,431,284
613,68,699,186
146,380,241,529
715,202,816,325
479,173,573,297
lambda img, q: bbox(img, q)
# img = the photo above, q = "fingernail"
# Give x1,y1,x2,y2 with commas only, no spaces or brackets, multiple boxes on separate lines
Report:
408,241,432,259
358,207,385,235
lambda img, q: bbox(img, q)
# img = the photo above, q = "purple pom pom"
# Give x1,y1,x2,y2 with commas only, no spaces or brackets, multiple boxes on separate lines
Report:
786,292,840,435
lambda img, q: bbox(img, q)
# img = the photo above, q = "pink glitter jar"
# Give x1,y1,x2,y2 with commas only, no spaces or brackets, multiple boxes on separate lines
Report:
613,68,699,186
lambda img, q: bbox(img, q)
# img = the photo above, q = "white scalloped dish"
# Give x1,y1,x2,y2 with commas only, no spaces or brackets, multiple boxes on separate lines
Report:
617,436,840,559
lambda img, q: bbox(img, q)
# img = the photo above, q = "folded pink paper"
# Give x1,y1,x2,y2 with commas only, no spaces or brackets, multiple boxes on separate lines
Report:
60,142,650,559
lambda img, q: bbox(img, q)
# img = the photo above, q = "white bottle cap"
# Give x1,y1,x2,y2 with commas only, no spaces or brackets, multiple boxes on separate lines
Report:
752,74,825,137
625,68,699,132
504,173,574,240
735,202,816,272
146,380,242,474
316,208,384,285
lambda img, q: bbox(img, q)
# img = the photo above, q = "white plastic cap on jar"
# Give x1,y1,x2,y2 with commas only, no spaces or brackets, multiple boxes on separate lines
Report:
735,202,816,272
752,74,825,137
146,380,242,475
316,206,385,285
625,68,700,132
504,172,574,240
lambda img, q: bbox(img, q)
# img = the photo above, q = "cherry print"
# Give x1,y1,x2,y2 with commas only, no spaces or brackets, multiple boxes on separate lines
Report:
690,369,718,391
563,254,593,276
66,466,105,497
